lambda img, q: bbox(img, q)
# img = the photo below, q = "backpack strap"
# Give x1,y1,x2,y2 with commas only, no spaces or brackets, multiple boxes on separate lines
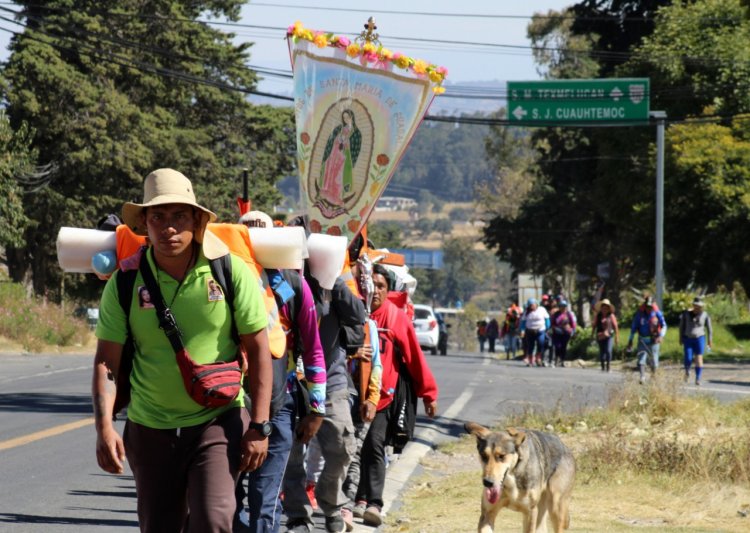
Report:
209,253,237,343
265,268,303,417
279,269,303,326
113,268,138,417
112,251,237,415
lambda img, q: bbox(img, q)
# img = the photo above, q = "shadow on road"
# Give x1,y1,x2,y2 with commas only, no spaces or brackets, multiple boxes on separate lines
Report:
0,392,92,414
708,379,750,388
0,513,137,527
68,489,137,499
413,415,468,443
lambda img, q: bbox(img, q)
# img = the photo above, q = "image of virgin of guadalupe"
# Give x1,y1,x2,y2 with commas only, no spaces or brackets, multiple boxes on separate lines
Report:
316,109,361,210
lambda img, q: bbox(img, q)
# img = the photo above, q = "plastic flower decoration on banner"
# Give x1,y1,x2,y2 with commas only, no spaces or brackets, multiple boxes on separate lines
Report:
286,20,447,94
287,18,447,243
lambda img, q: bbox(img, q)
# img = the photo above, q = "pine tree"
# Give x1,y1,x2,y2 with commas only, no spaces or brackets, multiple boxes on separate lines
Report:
2,1,295,297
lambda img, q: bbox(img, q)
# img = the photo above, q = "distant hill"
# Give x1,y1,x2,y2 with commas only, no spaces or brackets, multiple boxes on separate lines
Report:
428,80,506,115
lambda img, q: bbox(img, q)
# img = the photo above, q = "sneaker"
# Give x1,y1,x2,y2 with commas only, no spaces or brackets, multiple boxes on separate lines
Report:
325,514,346,533
340,508,354,532
305,481,318,510
285,518,312,533
352,500,367,518
363,505,383,527
696,379,701,386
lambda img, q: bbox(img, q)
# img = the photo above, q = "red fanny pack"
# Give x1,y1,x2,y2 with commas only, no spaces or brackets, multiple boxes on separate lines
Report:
175,348,243,408
137,250,244,409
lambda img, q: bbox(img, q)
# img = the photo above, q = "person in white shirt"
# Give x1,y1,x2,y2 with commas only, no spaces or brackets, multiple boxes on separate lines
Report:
520,298,550,367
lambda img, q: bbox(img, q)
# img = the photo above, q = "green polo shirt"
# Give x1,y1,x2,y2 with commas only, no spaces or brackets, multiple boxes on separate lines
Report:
96,248,267,429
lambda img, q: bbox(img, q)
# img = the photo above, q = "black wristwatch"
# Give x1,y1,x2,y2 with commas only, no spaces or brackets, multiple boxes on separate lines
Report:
248,420,273,438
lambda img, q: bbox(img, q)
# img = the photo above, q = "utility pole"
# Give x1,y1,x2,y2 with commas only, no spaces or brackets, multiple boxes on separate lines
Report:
650,111,667,308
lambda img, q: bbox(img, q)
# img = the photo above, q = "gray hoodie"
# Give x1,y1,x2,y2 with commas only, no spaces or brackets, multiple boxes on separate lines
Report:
679,310,712,343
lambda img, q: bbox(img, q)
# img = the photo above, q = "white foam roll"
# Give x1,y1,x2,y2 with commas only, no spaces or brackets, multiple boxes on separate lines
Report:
307,233,347,290
248,226,307,270
56,227,117,273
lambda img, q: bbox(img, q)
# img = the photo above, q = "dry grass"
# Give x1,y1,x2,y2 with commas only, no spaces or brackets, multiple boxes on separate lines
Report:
388,374,750,532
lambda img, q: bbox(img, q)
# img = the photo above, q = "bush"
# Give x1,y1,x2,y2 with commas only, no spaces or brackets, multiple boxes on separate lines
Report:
508,375,750,485
567,327,597,358
621,285,749,326
706,283,749,324
453,302,484,351
0,280,90,351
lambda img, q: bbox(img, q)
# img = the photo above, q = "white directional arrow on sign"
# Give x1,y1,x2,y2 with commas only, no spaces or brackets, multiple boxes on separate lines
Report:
610,87,623,101
512,105,527,120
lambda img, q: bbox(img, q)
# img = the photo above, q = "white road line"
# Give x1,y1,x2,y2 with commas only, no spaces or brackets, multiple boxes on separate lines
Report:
684,385,750,395
378,355,490,516
0,365,90,385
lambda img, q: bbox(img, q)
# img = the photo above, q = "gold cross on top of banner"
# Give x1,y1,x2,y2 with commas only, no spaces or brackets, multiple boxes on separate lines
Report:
357,17,380,46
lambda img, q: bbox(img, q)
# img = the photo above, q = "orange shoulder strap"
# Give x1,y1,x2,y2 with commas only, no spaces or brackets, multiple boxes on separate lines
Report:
206,224,287,359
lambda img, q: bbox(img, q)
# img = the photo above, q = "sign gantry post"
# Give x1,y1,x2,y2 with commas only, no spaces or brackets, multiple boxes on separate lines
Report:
651,110,667,308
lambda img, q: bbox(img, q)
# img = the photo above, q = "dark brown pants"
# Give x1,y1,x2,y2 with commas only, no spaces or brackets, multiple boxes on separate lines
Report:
124,407,249,533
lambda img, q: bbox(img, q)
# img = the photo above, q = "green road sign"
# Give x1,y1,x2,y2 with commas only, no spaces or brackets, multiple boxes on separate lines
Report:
507,78,650,124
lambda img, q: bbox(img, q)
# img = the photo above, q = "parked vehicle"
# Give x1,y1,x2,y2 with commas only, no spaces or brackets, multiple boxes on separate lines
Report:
413,304,440,355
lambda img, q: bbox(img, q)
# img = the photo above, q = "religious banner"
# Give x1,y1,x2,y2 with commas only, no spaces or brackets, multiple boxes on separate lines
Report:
287,20,447,241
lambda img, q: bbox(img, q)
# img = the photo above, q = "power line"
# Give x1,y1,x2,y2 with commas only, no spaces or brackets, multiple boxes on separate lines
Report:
2,12,749,128
245,2,742,23
3,4,748,68
9,7,729,104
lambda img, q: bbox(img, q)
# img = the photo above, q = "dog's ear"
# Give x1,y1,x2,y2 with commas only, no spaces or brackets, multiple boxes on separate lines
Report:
506,427,527,447
465,421,491,439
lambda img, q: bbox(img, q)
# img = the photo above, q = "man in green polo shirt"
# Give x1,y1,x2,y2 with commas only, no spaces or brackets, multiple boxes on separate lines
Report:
92,168,273,532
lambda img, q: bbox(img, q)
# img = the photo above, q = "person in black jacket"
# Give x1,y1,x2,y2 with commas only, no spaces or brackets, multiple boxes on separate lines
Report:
282,266,366,533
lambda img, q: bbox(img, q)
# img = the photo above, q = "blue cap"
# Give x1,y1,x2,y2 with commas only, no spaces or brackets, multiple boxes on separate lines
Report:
559,299,568,307
526,298,537,307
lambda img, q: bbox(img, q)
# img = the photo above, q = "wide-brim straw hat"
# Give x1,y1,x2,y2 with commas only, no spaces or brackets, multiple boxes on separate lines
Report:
122,168,217,243
595,298,615,313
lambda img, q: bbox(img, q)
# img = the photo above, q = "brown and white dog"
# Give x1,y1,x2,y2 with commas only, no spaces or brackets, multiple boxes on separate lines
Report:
465,422,576,533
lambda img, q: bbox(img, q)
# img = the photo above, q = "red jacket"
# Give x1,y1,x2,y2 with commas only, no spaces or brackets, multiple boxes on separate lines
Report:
370,299,439,411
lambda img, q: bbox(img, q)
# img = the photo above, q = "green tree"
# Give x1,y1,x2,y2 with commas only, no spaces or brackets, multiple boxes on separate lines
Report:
415,217,434,238
663,120,750,290
483,11,615,293
624,0,750,116
0,111,35,250
393,114,495,202
367,221,404,249
433,218,453,239
410,267,446,306
484,1,750,302
569,1,672,77
2,1,295,297
441,237,488,304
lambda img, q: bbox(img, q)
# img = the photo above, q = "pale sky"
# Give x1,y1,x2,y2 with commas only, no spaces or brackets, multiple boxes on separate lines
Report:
238,0,574,95
0,1,574,98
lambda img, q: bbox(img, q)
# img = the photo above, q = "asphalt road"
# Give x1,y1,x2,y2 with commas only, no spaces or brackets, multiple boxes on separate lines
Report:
1,350,749,532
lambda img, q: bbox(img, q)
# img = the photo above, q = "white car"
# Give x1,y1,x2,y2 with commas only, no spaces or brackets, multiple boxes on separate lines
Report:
413,304,440,355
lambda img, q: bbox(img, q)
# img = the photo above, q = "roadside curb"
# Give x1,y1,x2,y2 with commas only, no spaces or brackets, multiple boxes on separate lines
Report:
349,354,492,532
